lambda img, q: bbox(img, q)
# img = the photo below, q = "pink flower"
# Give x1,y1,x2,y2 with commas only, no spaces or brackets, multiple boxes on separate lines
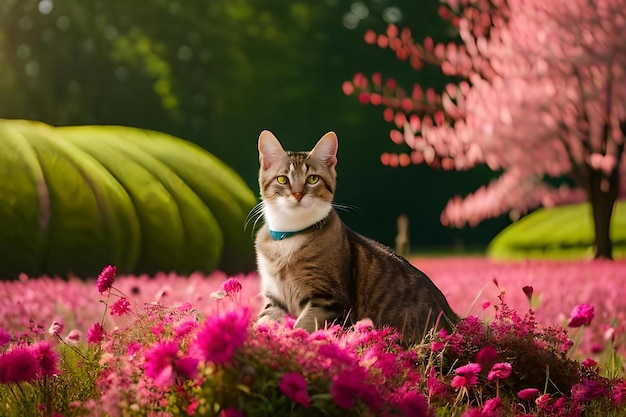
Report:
427,369,449,397
279,372,310,408
488,362,512,381
611,380,626,405
456,316,488,347
451,375,471,389
581,358,597,368
30,322,44,335
358,91,370,104
319,342,354,367
331,368,381,410
0,354,7,383
603,326,616,341
571,378,608,402
191,308,249,364
96,265,117,294
174,319,197,340
430,341,445,352
0,328,11,346
173,356,199,381
222,278,242,296
451,363,481,389
482,397,502,416
110,297,131,316
475,346,498,369
590,342,604,354
522,285,534,301
219,409,244,417
568,304,594,327
186,398,200,415
33,341,59,377
461,408,487,417
87,323,105,345
455,362,481,377
2,346,40,383
397,391,432,417
174,356,198,379
127,341,141,356
517,388,539,400
65,329,82,345
535,393,551,409
151,322,165,339
48,318,64,336
144,341,198,388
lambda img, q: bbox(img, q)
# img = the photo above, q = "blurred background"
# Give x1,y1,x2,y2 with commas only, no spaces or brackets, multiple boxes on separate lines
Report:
0,0,511,253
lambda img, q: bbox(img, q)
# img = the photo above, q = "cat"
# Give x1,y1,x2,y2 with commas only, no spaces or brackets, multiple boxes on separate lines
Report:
253,130,459,345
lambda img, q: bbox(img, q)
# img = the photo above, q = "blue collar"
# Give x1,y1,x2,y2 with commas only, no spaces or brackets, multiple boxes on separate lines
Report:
267,218,328,241
268,229,304,241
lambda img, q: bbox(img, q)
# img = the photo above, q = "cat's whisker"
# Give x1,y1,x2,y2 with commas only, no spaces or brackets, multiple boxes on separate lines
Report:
245,202,266,239
252,213,265,232
250,216,265,239
245,201,265,230
332,203,358,214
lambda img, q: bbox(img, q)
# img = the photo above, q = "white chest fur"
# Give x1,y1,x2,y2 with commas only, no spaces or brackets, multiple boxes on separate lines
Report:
257,233,307,298
262,198,330,233
257,194,331,306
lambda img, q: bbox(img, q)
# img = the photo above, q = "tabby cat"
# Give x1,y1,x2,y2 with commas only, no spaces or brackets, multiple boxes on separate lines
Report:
254,130,459,345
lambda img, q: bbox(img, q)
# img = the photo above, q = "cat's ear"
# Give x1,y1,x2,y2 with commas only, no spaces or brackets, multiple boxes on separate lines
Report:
258,130,285,170
310,131,338,169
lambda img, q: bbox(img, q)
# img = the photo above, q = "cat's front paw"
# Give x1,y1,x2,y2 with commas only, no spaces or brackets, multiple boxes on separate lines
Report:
293,316,319,333
293,301,344,333
256,303,287,326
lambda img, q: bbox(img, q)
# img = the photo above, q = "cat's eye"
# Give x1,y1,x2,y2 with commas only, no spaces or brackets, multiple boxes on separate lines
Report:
307,175,319,185
276,175,288,185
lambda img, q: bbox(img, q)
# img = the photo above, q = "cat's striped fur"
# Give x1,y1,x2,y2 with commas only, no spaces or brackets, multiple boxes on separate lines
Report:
254,130,459,345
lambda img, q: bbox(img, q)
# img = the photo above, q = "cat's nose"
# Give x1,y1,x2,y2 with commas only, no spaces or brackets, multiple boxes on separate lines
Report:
292,192,303,201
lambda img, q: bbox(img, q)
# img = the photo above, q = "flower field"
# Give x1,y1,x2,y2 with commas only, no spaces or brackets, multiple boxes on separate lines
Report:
1,258,626,416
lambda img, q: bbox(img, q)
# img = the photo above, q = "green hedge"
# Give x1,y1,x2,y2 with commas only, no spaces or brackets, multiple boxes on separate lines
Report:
0,119,257,279
488,202,626,259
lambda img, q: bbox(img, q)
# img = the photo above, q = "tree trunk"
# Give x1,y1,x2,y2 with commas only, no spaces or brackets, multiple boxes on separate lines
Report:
587,169,618,260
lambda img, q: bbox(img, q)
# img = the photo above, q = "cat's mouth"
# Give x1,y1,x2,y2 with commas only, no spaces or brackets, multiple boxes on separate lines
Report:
279,195,321,210
288,194,311,207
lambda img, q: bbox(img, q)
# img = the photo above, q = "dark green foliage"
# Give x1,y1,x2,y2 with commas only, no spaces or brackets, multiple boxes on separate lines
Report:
0,119,256,279
0,0,504,251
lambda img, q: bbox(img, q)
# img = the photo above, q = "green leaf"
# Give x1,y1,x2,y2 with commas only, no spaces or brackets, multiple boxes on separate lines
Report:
488,202,626,259
11,120,140,277
0,119,256,279
92,126,256,273
0,121,46,277
62,126,222,275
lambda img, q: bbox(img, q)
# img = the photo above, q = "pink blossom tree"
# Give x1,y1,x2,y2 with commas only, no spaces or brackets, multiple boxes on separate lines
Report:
344,0,626,259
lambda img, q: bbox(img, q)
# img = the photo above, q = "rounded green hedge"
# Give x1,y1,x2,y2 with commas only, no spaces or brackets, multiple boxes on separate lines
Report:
488,202,626,259
0,119,257,279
